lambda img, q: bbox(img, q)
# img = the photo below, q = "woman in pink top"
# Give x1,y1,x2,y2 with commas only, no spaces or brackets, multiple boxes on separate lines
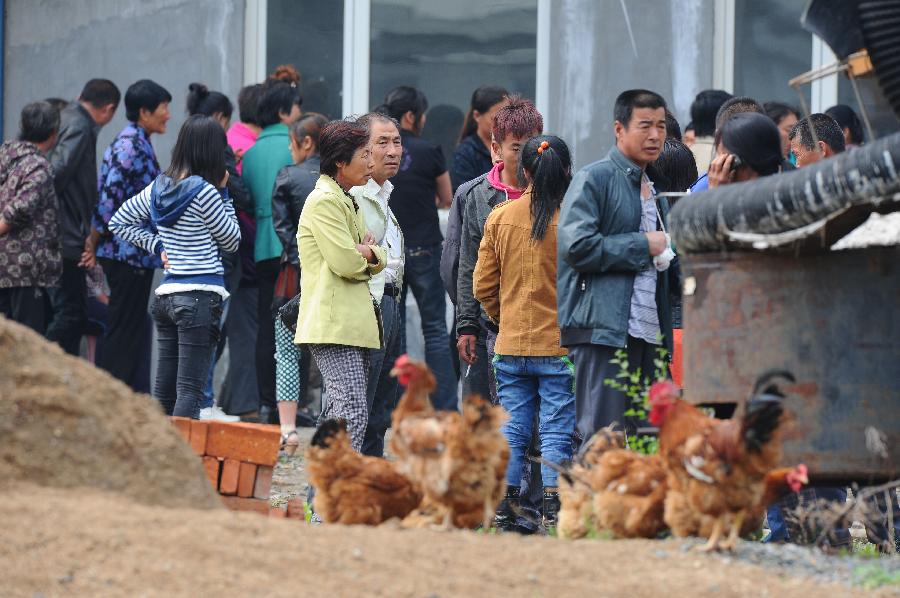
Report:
226,84,263,174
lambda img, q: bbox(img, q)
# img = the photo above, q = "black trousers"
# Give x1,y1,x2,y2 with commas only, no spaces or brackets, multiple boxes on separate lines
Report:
256,258,280,415
97,258,154,393
0,286,48,334
45,258,87,355
569,337,659,443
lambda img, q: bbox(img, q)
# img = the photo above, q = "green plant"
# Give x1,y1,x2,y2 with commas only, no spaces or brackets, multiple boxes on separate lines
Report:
853,564,900,589
303,500,313,523
602,344,670,455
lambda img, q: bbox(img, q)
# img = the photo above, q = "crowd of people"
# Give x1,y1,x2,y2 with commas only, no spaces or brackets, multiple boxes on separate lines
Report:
1,67,883,537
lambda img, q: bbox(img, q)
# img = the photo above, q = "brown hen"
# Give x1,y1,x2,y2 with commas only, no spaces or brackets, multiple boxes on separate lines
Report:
306,418,421,525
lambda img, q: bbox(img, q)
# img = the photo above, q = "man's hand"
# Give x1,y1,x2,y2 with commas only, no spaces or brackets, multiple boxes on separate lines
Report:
707,153,736,189
457,334,477,365
646,231,668,257
78,233,98,268
161,250,170,271
219,170,230,188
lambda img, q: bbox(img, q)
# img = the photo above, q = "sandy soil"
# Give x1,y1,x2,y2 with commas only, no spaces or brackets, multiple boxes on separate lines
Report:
4,482,887,598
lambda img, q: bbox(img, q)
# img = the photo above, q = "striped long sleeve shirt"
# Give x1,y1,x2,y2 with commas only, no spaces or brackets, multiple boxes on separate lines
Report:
109,177,240,294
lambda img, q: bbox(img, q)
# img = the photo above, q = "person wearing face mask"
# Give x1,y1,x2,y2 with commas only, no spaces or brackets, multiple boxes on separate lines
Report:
88,79,172,393
557,89,679,444
351,111,406,458
295,118,386,453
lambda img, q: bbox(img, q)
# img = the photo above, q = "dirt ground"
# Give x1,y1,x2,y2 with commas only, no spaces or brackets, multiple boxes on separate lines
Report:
2,315,897,597
4,481,891,598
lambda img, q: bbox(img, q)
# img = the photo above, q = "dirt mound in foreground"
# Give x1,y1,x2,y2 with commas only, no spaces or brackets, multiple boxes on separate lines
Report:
1,483,881,598
0,316,219,509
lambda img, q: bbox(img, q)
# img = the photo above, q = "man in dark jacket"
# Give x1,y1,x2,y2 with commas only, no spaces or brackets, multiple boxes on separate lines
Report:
45,79,120,355
557,89,678,443
0,102,62,333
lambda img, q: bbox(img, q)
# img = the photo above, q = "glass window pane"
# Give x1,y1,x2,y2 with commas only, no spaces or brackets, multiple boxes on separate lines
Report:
370,0,537,171
267,0,344,119
734,0,811,107
837,76,900,142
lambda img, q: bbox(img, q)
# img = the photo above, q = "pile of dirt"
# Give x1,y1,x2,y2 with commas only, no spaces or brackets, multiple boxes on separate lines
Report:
0,316,219,509
3,483,890,598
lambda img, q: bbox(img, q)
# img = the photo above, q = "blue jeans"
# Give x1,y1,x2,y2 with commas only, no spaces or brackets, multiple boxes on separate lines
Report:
363,291,402,457
400,243,457,410
151,291,223,418
493,355,576,488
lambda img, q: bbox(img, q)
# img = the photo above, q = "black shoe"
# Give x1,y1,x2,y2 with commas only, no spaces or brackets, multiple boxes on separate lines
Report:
258,405,278,425
296,409,317,428
542,490,561,528
494,486,521,531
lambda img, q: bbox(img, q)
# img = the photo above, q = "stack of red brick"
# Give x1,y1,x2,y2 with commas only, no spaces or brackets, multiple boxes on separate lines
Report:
170,417,279,515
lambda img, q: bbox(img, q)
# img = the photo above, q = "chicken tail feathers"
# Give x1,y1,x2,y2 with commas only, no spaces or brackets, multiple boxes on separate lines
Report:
750,369,795,399
742,396,784,453
311,418,348,448
528,455,594,491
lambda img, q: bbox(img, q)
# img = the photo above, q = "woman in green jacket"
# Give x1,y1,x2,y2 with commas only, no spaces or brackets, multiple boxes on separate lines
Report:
296,118,386,452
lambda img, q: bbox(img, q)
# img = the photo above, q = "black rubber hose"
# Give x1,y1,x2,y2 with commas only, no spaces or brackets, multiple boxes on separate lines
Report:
860,0,900,119
668,131,900,253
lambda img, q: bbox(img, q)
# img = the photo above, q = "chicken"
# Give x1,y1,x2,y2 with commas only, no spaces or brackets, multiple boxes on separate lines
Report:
305,418,421,525
557,425,625,539
589,449,669,539
389,355,509,529
651,371,795,551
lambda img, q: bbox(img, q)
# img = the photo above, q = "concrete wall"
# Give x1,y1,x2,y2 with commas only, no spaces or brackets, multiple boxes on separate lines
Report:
546,0,715,169
4,0,245,166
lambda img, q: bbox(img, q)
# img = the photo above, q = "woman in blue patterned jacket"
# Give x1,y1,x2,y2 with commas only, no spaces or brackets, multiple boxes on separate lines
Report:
87,79,171,392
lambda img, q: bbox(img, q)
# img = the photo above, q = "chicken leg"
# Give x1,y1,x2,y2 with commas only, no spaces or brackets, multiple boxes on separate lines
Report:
718,510,745,551
693,516,725,552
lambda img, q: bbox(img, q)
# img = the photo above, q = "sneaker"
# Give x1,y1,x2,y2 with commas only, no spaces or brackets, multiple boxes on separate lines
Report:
199,405,240,422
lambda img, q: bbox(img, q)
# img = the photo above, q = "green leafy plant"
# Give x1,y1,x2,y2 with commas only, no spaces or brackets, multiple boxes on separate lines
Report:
602,344,670,455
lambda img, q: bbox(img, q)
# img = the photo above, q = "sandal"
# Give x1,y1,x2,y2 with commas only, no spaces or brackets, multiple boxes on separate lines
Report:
280,429,300,456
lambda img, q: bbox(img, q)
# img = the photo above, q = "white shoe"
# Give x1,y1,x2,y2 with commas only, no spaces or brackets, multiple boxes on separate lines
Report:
199,405,240,422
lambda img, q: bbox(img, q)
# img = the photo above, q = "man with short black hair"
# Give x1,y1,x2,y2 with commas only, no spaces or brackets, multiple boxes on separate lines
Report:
688,89,732,174
0,102,62,333
788,113,846,168
46,79,120,355
558,89,678,442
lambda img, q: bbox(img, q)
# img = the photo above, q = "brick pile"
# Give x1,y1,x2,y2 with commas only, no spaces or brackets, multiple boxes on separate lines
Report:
170,418,279,516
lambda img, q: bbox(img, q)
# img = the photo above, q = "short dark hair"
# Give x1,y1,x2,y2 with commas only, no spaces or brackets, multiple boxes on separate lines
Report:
358,110,401,133
665,110,682,141
318,119,370,177
80,79,121,109
715,96,764,131
165,115,227,187
124,79,172,123
288,112,329,149
764,101,800,126
718,112,783,177
690,89,732,137
614,89,667,128
650,138,698,194
825,104,864,145
19,101,60,143
788,113,846,154
186,83,233,120
237,84,263,126
256,80,302,128
382,86,429,129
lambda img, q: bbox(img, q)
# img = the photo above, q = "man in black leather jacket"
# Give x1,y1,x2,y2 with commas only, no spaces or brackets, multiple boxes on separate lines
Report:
46,79,120,355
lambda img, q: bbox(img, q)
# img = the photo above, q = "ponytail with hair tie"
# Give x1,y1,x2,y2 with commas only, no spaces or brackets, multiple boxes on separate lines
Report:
537,140,550,155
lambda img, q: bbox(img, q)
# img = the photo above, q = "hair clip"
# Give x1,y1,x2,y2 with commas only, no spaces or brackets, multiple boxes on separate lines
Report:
537,140,550,154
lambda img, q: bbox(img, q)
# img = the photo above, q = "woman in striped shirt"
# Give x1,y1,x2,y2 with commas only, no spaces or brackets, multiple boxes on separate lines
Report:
110,115,240,418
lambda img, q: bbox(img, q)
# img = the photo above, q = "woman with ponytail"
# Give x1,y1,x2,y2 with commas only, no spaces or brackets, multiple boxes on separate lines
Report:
473,134,574,531
451,85,508,192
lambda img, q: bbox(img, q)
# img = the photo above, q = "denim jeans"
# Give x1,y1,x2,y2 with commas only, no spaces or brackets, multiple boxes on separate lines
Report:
363,292,403,457
151,291,223,418
493,355,576,488
400,243,457,410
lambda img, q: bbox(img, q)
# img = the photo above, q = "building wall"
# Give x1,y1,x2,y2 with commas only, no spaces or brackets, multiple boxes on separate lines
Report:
3,0,246,166
546,0,715,169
